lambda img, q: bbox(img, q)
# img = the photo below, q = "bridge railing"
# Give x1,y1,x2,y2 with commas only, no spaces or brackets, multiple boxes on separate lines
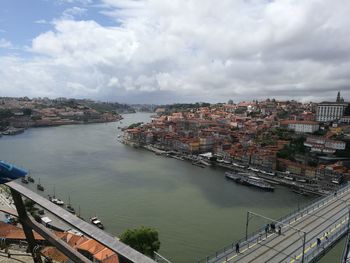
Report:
280,213,348,263
278,183,350,226
197,183,350,263
304,216,348,262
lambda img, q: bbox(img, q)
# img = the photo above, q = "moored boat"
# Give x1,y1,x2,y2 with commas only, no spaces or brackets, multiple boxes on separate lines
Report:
51,198,64,206
225,172,242,183
245,176,274,191
225,172,274,191
49,187,64,205
21,177,29,184
90,216,104,229
37,178,44,191
27,176,35,183
66,196,75,214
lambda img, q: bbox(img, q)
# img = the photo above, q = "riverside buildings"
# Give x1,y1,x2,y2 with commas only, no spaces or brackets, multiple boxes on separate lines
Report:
124,93,350,188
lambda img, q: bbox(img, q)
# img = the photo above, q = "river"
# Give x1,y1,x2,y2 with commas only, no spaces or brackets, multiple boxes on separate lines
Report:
0,112,343,262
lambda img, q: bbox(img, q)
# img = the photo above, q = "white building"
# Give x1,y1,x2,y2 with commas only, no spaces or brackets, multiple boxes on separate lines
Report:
316,102,348,122
304,136,346,154
280,120,319,133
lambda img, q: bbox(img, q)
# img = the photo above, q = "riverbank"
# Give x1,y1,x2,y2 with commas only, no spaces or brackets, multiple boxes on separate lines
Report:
122,141,334,196
0,115,123,138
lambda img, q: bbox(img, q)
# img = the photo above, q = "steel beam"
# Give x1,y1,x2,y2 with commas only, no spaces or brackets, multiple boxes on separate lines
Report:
10,188,43,263
7,181,156,263
24,216,91,263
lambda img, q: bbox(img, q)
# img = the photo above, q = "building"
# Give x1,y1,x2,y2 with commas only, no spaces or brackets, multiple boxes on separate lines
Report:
280,120,319,133
304,136,346,154
316,92,348,122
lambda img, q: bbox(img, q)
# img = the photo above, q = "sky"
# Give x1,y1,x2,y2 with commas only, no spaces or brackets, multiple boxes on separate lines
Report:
0,0,350,104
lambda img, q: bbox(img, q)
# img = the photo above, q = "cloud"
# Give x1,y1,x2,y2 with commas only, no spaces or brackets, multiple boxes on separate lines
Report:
57,0,92,5
1,0,350,103
35,19,48,24
62,7,87,19
0,38,12,48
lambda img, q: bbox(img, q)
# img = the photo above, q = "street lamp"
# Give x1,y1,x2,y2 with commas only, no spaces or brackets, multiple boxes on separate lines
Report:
334,197,350,263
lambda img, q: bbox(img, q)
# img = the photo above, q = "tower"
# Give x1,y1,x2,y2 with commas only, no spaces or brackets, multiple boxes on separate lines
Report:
336,91,341,102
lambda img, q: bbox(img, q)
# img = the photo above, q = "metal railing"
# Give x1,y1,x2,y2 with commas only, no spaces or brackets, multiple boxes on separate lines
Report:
281,213,348,262
304,217,348,262
197,183,350,263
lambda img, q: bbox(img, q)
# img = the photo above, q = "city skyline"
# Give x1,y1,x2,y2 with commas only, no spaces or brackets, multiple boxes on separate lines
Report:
1,0,350,103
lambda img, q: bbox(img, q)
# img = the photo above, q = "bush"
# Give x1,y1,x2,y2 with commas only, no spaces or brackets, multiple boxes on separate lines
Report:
120,226,160,258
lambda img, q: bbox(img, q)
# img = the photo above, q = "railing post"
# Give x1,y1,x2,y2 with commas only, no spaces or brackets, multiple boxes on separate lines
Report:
245,211,249,241
301,231,306,263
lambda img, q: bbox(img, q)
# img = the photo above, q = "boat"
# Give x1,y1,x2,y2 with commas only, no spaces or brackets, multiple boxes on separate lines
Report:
232,162,246,169
66,196,75,214
243,176,274,191
292,188,310,196
37,178,44,191
51,198,64,206
90,216,104,229
296,179,307,183
284,176,294,181
225,172,274,191
225,172,242,183
77,206,84,220
248,167,260,172
50,187,64,206
0,160,27,184
200,160,211,166
172,155,184,161
21,177,29,184
27,176,35,183
192,161,206,168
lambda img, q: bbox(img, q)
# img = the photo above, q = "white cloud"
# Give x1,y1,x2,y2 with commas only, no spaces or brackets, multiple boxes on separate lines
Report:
57,0,92,5
62,7,87,19
1,0,350,103
35,19,48,24
0,38,12,48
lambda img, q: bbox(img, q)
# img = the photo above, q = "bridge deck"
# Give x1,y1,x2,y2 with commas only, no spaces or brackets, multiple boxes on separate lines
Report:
202,184,350,263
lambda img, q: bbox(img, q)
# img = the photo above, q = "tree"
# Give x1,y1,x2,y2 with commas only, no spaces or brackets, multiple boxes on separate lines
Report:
24,199,38,216
120,226,160,258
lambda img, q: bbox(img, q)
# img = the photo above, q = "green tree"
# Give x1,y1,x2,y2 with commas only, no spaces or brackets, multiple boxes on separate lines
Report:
24,199,38,216
120,226,160,258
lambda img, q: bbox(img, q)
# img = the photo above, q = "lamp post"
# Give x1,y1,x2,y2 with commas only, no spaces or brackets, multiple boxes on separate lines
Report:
334,197,350,263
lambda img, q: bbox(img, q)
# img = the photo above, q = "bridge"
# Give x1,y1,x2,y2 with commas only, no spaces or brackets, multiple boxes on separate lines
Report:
198,183,350,263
